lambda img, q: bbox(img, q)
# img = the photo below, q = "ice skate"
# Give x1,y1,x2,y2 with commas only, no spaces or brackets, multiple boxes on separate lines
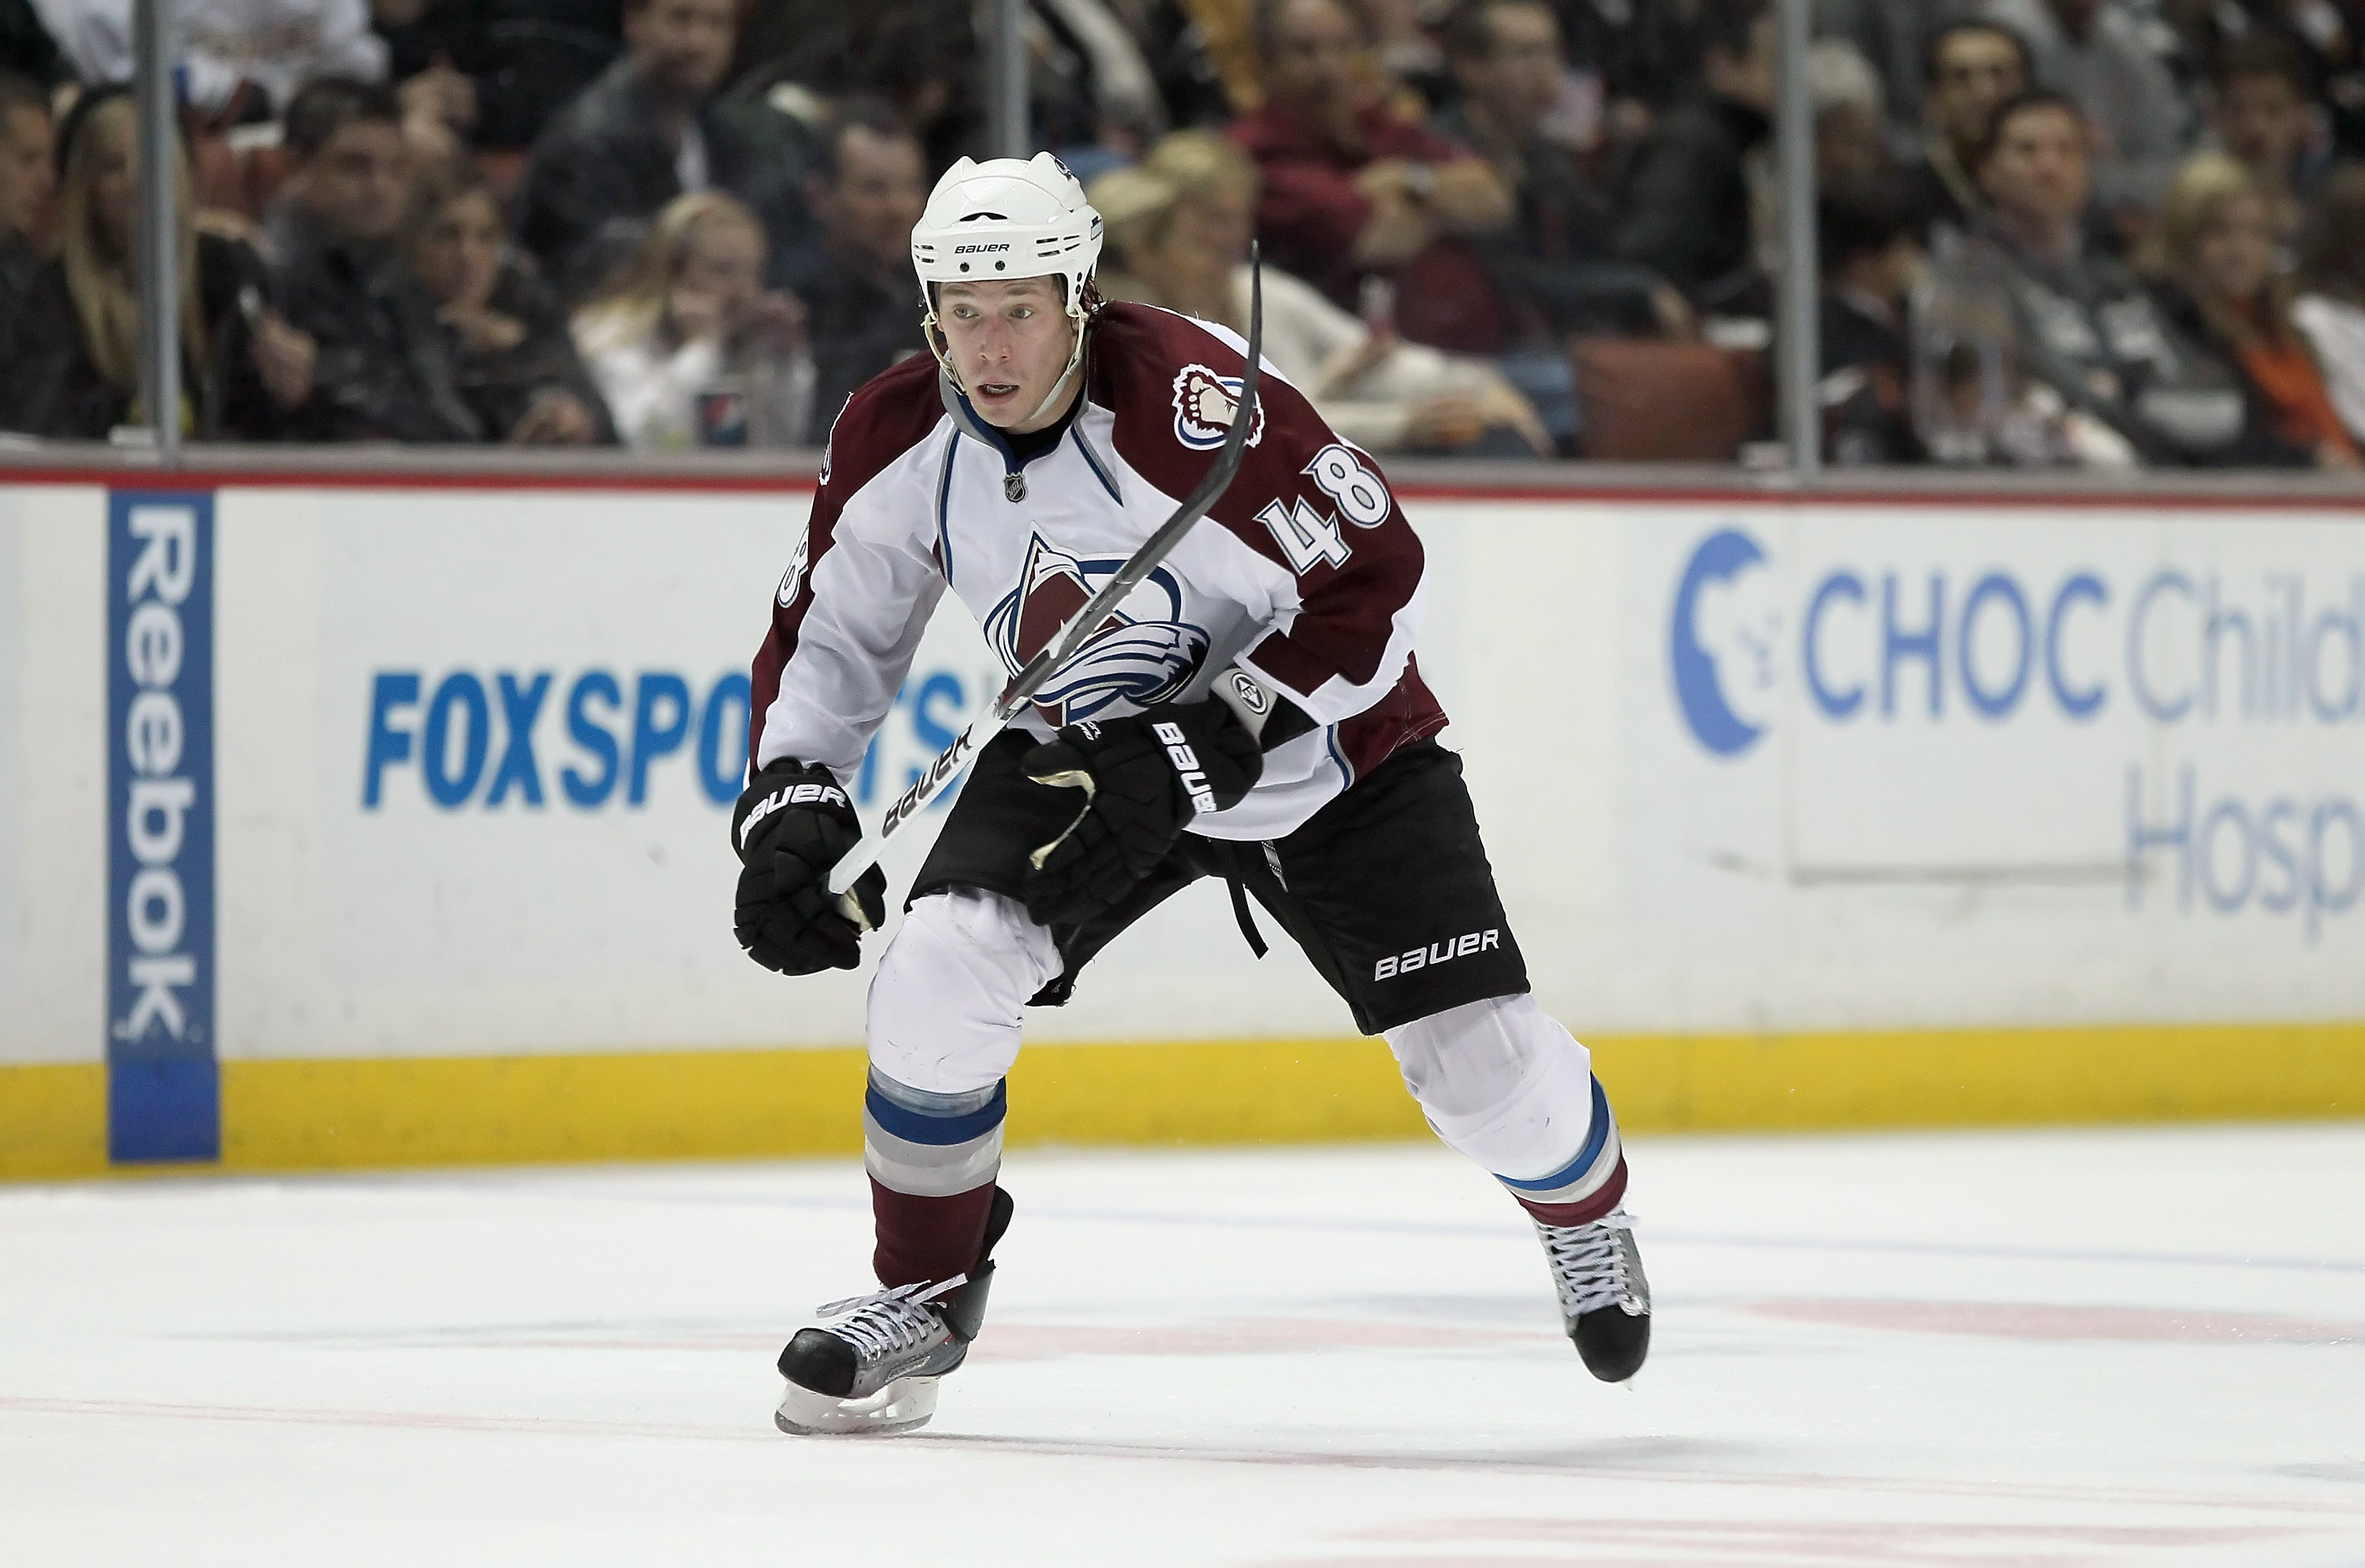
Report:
1533,1209,1650,1381
773,1189,1011,1435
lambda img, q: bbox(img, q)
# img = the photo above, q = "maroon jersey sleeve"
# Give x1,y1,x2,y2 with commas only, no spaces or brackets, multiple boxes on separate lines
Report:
746,354,948,777
1090,304,1443,771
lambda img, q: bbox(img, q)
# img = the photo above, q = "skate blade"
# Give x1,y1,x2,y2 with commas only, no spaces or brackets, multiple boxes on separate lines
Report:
773,1373,941,1436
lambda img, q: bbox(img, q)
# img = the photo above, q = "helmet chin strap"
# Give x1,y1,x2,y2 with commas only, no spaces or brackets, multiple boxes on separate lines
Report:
1016,345,1083,430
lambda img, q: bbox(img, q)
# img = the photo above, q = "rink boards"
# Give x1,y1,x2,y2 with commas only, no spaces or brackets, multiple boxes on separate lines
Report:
3,472,2363,1176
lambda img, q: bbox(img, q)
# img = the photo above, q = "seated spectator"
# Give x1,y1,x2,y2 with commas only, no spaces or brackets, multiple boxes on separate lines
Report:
39,0,387,121
1980,0,2189,225
2142,152,2357,466
269,76,502,441
799,99,926,441
1091,139,1551,456
1902,19,2032,240
400,159,612,444
1609,0,1772,302
1928,91,2298,464
5,88,315,438
2293,162,2365,445
2208,31,2325,248
572,191,813,448
264,76,408,273
0,69,50,304
2183,0,2365,158
1432,0,1684,339
1228,0,1514,352
513,0,765,301
1816,181,1925,465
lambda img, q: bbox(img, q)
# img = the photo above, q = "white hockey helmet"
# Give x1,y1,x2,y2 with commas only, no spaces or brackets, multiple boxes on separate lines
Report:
911,151,1103,318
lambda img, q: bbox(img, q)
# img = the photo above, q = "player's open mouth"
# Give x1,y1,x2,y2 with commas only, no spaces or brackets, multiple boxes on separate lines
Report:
975,382,1020,401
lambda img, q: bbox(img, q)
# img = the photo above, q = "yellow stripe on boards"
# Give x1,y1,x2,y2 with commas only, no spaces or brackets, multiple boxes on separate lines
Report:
1,1023,2359,1181
220,1049,873,1172
1596,1022,2363,1130
0,1063,107,1179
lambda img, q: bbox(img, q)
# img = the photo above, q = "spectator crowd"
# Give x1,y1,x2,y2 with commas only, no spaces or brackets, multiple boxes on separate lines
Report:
0,0,2361,468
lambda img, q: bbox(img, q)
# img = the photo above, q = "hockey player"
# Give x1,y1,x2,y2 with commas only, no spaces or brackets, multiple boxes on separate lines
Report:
734,152,1648,1436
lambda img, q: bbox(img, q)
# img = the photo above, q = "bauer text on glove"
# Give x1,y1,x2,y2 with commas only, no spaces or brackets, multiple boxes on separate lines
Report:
731,758,888,974
1019,700,1261,926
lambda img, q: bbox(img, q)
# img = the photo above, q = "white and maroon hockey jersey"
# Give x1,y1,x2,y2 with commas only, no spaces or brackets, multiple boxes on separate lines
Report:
747,304,1447,842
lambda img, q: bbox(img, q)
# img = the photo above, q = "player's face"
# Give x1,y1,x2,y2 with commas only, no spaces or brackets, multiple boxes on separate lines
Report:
937,277,1078,432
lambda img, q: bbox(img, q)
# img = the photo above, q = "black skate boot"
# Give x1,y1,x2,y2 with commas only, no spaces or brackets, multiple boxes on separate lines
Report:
1533,1209,1650,1381
773,1187,1013,1436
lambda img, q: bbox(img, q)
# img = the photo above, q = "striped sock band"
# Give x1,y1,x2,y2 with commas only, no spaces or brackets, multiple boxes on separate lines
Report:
862,1069,1007,1198
1496,1075,1627,1224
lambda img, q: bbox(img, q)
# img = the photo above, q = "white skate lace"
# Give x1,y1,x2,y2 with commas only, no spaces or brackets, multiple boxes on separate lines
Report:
1538,1210,1641,1318
814,1276,968,1362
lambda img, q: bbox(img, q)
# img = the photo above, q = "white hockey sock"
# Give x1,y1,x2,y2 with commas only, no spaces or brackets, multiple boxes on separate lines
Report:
1384,994,1619,1202
864,888,1060,1197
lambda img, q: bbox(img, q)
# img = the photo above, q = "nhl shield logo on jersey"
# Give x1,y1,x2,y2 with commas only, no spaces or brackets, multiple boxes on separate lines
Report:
1171,363,1267,452
982,534,1210,725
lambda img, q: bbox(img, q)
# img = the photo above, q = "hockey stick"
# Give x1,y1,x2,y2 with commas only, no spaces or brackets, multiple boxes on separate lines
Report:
824,250,1267,900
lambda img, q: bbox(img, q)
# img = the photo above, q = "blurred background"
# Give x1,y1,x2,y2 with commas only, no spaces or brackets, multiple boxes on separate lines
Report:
4,0,2365,467
2,0,2362,1181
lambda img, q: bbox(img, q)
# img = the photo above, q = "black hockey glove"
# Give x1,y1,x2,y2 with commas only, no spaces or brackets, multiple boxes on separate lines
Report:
1021,700,1261,928
732,759,887,975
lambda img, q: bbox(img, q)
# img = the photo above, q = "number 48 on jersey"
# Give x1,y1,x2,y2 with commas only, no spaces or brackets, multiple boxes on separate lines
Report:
1255,444,1392,575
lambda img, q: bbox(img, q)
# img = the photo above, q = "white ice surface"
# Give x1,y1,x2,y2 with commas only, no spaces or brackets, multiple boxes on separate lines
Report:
2,1125,2363,1566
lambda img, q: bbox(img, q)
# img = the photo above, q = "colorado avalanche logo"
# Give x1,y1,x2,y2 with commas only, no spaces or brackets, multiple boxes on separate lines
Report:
1171,363,1266,452
982,534,1211,725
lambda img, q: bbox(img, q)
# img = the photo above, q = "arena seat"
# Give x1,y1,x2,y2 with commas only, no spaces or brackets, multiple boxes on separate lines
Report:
1570,339,1770,462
